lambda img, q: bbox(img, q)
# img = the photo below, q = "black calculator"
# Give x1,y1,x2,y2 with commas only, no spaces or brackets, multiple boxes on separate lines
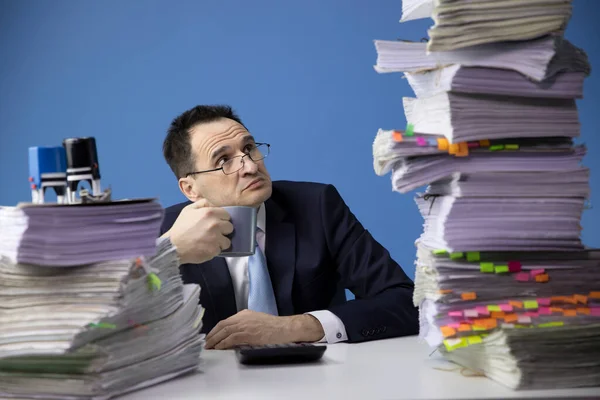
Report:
234,343,327,365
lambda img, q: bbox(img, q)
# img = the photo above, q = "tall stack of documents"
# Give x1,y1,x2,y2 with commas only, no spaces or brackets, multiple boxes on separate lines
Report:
0,200,205,399
372,0,600,390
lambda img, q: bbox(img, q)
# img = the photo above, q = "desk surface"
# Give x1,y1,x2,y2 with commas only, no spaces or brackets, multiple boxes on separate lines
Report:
122,336,600,400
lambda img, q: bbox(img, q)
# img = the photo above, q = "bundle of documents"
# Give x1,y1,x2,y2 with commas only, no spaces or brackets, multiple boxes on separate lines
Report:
372,0,600,390
0,200,164,266
0,201,205,399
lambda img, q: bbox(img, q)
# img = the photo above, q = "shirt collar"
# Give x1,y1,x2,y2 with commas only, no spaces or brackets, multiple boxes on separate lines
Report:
257,202,266,234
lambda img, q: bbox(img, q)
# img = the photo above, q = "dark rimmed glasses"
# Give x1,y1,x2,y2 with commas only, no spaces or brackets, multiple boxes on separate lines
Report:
186,143,270,177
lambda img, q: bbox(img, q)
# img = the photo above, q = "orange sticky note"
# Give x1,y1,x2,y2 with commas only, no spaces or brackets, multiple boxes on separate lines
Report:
563,296,577,305
392,131,403,142
504,313,518,323
589,291,600,299
577,307,591,315
563,309,577,317
473,318,497,329
441,326,457,337
461,292,477,301
551,296,567,304
437,138,449,151
479,139,491,147
550,307,564,313
509,300,523,309
535,274,549,283
574,294,588,304
458,324,472,332
455,142,469,157
448,143,460,155
439,289,453,294
490,311,506,319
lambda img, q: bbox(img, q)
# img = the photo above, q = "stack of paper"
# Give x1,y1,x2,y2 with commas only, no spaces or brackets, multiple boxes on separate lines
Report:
400,0,573,52
0,200,164,266
0,202,205,399
372,0,600,390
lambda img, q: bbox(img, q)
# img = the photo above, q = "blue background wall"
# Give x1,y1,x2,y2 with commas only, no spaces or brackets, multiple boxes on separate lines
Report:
1,0,599,280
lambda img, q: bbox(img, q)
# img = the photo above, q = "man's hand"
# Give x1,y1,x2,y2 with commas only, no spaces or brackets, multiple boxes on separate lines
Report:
205,310,325,350
161,199,234,264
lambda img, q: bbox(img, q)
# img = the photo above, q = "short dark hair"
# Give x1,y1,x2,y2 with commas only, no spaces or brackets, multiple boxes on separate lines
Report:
162,105,245,179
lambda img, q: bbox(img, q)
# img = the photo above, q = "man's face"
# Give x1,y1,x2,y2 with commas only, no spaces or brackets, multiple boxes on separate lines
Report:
179,118,272,208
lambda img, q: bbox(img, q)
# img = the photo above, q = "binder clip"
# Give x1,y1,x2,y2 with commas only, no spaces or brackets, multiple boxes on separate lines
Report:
28,146,68,204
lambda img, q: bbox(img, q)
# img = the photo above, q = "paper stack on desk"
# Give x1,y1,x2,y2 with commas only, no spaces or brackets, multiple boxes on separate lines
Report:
372,0,600,390
0,201,205,399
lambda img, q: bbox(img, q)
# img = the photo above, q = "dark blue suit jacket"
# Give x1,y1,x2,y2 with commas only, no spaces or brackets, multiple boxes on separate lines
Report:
160,181,418,342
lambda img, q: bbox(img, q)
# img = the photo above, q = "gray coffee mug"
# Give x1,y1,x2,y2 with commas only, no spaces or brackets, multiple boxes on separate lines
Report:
218,206,257,257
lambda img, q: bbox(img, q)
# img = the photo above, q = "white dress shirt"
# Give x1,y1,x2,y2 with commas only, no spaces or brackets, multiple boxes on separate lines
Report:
224,203,348,343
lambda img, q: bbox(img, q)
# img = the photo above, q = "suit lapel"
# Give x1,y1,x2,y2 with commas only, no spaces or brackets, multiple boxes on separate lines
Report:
265,196,296,316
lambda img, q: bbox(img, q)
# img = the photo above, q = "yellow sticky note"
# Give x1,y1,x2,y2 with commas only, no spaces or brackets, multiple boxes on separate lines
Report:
524,300,538,309
467,335,482,345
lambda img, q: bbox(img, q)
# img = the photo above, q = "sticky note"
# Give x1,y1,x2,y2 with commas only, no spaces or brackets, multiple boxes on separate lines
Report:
535,274,549,283
450,252,464,260
443,338,467,351
508,261,522,272
504,144,519,150
550,307,564,313
538,321,564,328
464,309,478,318
489,144,504,151
590,307,600,316
428,138,438,146
517,315,531,324
448,323,461,329
472,325,487,331
88,322,117,329
515,272,530,282
461,292,477,300
525,311,539,317
439,289,453,294
574,294,588,304
524,300,538,310
467,335,482,345
475,306,490,315
589,291,600,299
458,324,471,332
456,142,469,157
538,307,552,315
467,141,480,148
577,307,590,315
448,143,460,155
392,131,403,142
509,300,523,309
480,262,494,273
405,123,414,136
479,139,491,147
530,269,545,277
499,304,513,312
466,252,480,262
147,272,162,291
495,265,509,274
448,311,463,318
490,311,506,319
441,326,457,337
537,298,551,306
437,138,449,151
433,249,447,255
487,305,501,312
504,314,518,323
563,309,577,317
416,136,427,146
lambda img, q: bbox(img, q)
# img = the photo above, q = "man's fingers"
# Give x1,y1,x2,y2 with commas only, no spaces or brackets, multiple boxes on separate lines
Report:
206,324,240,349
215,332,249,350
190,198,211,209
218,236,232,252
210,207,232,221
220,220,234,235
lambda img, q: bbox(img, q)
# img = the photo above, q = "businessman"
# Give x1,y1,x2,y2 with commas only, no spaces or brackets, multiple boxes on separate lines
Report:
160,105,418,349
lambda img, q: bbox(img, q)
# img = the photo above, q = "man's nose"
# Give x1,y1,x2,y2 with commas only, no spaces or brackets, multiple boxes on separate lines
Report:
240,155,259,175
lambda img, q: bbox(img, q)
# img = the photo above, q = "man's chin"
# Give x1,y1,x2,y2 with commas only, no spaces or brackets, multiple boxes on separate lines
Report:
241,184,272,207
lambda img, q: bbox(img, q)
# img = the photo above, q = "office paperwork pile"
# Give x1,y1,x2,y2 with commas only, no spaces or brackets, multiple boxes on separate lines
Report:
0,200,205,399
372,0,600,390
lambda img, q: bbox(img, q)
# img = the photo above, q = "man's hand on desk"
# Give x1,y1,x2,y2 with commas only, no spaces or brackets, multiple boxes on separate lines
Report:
205,310,325,350
160,199,233,264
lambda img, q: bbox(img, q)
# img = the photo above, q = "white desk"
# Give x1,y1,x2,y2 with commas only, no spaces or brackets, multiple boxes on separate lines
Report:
122,336,600,399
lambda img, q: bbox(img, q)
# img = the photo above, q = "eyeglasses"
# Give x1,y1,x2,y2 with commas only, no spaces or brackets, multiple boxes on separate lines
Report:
186,143,270,177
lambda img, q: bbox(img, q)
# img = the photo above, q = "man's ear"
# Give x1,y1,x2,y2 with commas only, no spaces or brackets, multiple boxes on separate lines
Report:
178,176,204,202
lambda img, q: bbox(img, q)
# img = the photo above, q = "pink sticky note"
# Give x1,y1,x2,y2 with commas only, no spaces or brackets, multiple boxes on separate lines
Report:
416,137,427,146
525,312,539,317
539,307,552,315
475,306,490,315
537,298,551,306
530,269,545,277
459,320,473,325
515,272,530,282
464,309,478,318
448,323,461,329
448,311,463,318
467,142,480,148
508,261,522,272
499,304,513,312
518,315,532,324
590,307,600,316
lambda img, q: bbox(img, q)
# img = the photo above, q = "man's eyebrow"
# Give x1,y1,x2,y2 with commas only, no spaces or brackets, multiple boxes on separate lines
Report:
242,135,256,144
210,145,231,162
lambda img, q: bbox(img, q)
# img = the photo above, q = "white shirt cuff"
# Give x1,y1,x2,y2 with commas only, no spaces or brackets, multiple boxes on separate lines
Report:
306,310,348,343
